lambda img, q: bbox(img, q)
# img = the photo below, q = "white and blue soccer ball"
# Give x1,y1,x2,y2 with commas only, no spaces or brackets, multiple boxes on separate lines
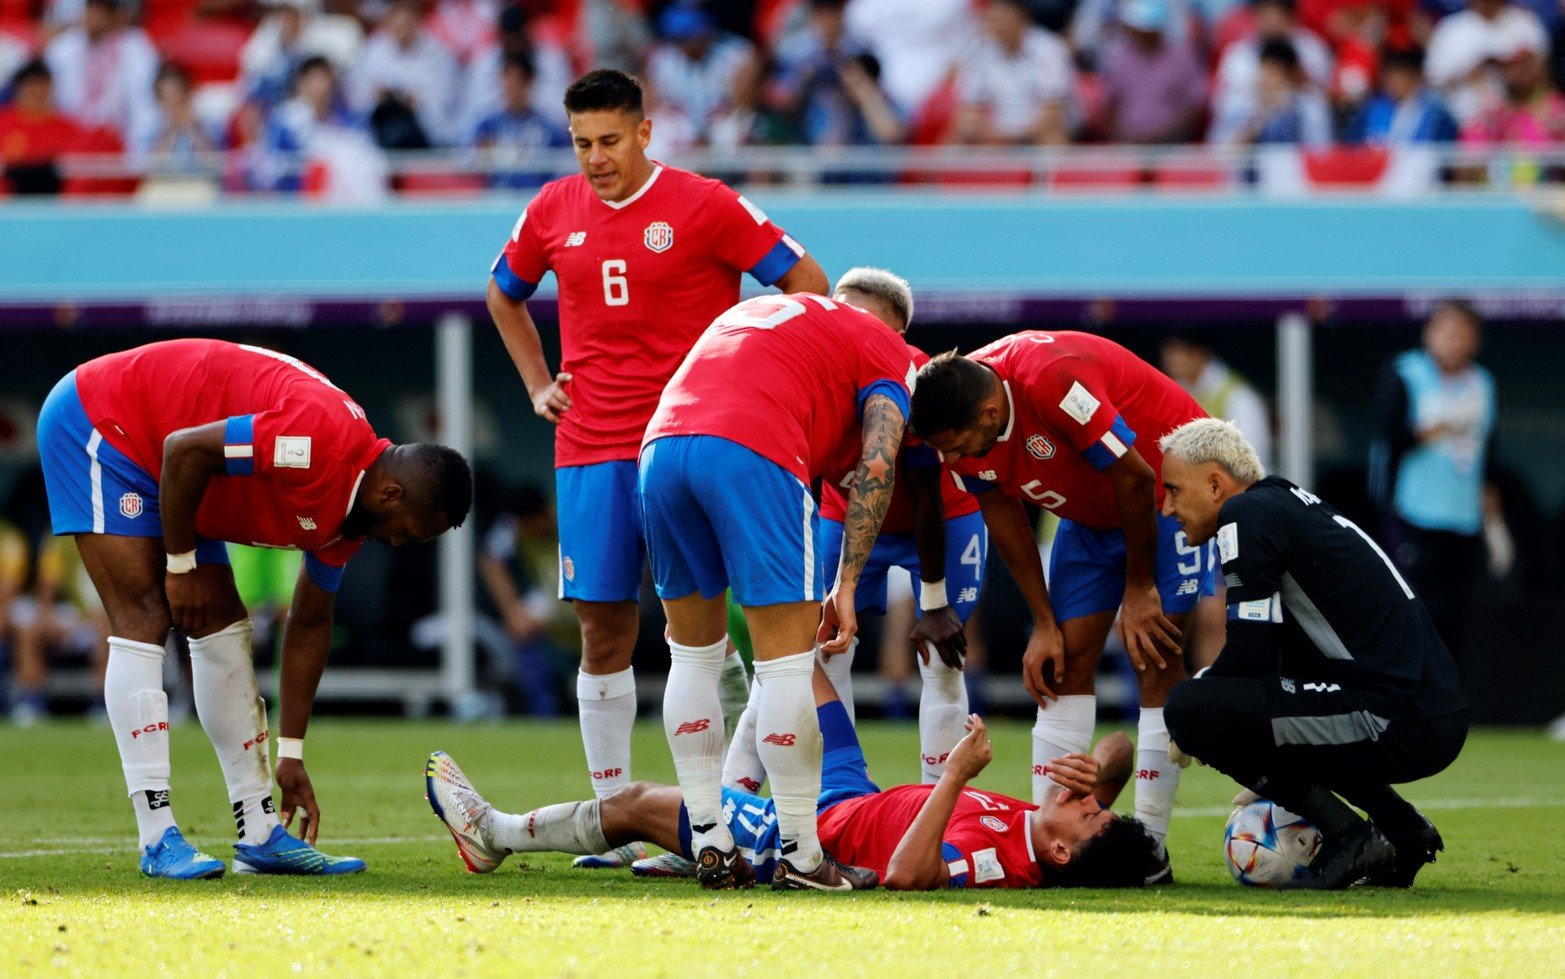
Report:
1223,800,1323,887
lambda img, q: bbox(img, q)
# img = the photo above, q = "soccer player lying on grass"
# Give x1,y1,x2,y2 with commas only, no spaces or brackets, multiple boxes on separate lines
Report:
426,664,1163,890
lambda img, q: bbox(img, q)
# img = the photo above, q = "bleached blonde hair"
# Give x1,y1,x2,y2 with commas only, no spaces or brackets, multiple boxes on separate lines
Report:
834,267,914,330
1159,418,1267,485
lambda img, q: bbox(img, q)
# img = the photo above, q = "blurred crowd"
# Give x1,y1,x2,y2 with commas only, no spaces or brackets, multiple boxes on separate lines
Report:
2,0,1564,196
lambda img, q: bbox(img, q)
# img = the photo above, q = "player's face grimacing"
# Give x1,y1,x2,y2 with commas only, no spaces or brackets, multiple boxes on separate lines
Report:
1033,789,1115,869
567,108,654,203
1159,453,1224,544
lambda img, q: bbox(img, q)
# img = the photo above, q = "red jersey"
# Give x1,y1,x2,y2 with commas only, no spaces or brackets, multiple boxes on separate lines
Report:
946,332,1206,530
819,784,1043,889
820,348,977,531
75,340,390,569
644,294,917,486
492,164,804,468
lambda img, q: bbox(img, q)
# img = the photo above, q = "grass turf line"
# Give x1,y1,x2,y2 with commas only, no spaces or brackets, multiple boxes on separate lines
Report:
2,720,1563,976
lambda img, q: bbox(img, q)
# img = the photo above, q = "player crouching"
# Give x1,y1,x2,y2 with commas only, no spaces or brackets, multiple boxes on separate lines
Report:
426,664,1162,891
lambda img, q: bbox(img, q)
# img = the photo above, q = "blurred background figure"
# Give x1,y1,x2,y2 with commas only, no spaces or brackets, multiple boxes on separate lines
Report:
459,3,573,138
0,59,84,195
1099,0,1209,144
469,51,570,189
240,0,365,115
351,0,460,148
954,0,1072,145
1211,0,1334,136
478,484,572,717
1211,37,1333,145
1425,0,1550,125
8,534,109,726
1459,46,1565,148
1341,47,1459,146
844,0,975,120
130,64,220,173
0,516,27,716
645,2,753,146
1370,300,1497,666
251,54,390,202
769,0,904,149
43,0,156,140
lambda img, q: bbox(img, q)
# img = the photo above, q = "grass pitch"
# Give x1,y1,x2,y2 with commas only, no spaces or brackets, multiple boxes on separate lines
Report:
3,719,1563,976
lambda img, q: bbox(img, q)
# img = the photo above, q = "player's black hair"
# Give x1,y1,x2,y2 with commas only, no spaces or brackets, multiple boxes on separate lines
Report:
10,58,50,89
1430,298,1482,331
502,51,537,81
1257,38,1301,73
909,350,996,438
1048,815,1164,889
564,69,644,117
404,444,474,528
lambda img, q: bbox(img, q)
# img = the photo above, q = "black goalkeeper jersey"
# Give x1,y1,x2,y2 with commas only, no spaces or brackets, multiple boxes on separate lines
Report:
1214,476,1466,719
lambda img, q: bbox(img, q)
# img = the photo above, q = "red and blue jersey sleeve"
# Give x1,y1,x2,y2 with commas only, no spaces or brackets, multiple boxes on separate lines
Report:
705,184,804,287
490,196,552,301
1032,356,1137,472
305,537,366,593
939,804,1041,889
856,329,917,423
221,399,343,485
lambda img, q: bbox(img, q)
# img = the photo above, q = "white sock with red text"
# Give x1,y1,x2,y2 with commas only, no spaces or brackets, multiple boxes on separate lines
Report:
721,680,765,792
1134,707,1178,848
577,667,635,798
105,636,177,848
663,637,731,853
818,638,857,725
490,800,608,855
754,651,823,871
1031,696,1096,805
188,619,279,845
917,655,969,783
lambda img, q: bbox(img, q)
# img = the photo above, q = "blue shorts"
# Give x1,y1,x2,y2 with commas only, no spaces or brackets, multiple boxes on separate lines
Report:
678,700,878,879
556,461,645,602
639,435,822,607
819,510,988,622
1048,511,1213,623
38,371,229,563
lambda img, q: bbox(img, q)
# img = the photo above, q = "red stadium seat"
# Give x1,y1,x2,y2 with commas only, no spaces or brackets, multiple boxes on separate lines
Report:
158,18,251,85
1301,146,1392,187
395,170,489,198
1152,155,1235,191
61,127,139,197
1047,164,1145,191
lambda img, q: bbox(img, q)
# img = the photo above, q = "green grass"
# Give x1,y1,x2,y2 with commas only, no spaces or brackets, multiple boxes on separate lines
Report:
3,720,1563,976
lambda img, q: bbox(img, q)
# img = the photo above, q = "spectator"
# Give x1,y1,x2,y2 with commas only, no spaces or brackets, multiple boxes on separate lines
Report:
710,51,797,150
645,3,754,144
459,3,573,138
470,52,570,189
0,59,85,195
240,0,365,114
1072,0,1198,70
581,0,653,76
1211,36,1334,144
0,27,26,96
1460,45,1565,144
8,535,108,727
1426,0,1549,124
252,54,390,202
845,0,976,118
1100,0,1208,143
43,0,157,139
130,63,220,171
954,0,1072,145
771,0,904,147
351,0,461,147
1212,0,1334,133
478,485,573,717
1369,300,1496,665
1343,46,1460,144
1160,336,1273,468
1423,0,1558,33
425,0,497,65
0,517,27,714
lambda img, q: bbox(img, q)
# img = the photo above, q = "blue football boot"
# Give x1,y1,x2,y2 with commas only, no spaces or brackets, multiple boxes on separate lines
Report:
232,825,367,876
140,827,226,880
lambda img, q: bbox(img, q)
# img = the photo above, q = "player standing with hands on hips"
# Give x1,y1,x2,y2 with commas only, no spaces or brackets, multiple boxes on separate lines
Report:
485,69,828,868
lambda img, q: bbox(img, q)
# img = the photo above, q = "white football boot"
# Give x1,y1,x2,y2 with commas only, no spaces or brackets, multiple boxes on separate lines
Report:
425,750,506,873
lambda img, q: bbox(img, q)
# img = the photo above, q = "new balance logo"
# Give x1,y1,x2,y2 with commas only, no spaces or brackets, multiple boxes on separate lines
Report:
565,231,587,247
297,516,317,531
734,777,761,792
673,719,711,736
957,587,978,604
762,733,797,747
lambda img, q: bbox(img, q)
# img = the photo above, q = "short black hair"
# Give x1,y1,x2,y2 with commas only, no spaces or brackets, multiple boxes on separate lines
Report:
1431,298,1482,331
405,444,474,528
502,51,536,81
564,69,644,116
293,54,334,89
910,350,995,438
1047,815,1163,889
10,58,50,88
1258,38,1300,73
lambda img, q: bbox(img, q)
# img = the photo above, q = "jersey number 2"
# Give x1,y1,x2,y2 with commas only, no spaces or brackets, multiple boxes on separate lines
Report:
602,260,629,307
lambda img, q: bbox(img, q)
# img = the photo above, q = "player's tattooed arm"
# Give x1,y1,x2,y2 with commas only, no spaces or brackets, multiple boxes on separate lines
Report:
838,393,906,587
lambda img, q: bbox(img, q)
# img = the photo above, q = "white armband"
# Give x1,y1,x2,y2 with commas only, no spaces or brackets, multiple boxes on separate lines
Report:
277,737,304,761
165,550,197,574
919,578,949,611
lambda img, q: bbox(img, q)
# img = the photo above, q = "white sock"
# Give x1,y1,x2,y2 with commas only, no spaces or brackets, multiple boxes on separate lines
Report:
490,800,609,855
718,649,750,740
721,679,765,792
663,637,730,852
577,667,635,799
104,636,177,847
187,620,278,845
818,637,857,726
1031,695,1096,805
1135,707,1179,848
917,656,969,784
754,651,823,871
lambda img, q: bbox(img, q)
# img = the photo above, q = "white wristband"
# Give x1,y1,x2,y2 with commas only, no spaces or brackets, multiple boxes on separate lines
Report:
919,578,949,612
277,737,304,761
165,550,197,574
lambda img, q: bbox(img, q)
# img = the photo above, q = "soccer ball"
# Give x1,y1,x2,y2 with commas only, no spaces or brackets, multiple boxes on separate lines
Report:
1223,800,1323,887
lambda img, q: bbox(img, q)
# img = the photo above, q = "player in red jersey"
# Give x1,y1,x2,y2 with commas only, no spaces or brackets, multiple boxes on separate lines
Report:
639,287,916,890
908,332,1213,881
485,69,828,857
426,660,1163,891
37,339,472,878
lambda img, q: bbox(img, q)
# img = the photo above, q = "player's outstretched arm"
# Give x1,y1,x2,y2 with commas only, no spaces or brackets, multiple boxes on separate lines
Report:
884,715,992,891
977,492,1064,706
1104,449,1180,670
274,565,337,845
486,278,572,424
160,420,232,636
820,393,905,654
906,462,965,668
772,252,828,296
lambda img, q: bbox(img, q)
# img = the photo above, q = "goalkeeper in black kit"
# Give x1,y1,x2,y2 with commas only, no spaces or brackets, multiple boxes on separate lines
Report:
1155,419,1467,890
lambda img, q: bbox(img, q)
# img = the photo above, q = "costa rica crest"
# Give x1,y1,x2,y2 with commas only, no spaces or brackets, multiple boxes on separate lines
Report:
1026,434,1055,460
119,492,144,518
643,221,674,253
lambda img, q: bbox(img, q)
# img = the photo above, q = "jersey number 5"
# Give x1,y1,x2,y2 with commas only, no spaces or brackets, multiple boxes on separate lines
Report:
602,260,629,307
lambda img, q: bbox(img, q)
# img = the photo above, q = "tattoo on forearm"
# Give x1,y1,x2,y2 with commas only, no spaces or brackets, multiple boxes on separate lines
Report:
840,394,905,584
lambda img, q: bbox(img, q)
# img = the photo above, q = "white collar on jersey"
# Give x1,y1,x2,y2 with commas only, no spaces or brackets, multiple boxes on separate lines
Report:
600,164,664,211
996,379,1016,443
345,469,366,519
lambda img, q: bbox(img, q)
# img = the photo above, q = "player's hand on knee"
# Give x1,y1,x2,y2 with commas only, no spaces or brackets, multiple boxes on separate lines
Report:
910,606,965,669
1120,586,1180,672
277,759,322,845
1046,752,1101,794
1021,621,1065,708
165,570,215,637
945,714,991,781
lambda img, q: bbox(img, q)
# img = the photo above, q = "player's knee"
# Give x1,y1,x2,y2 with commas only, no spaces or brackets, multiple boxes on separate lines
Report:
1163,681,1214,755
110,590,172,645
604,781,655,810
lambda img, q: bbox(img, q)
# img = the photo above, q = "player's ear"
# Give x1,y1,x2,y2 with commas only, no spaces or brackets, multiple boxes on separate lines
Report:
637,115,652,149
1041,838,1072,870
380,481,405,506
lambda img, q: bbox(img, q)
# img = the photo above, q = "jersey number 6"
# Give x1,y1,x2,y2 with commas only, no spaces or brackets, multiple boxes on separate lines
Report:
602,260,629,307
